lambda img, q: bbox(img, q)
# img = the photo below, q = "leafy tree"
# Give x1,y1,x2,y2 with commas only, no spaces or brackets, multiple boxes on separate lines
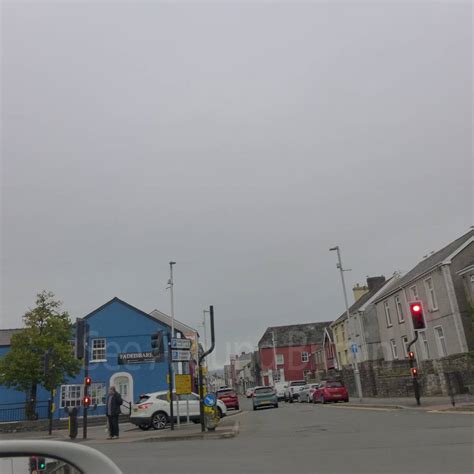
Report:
0,291,81,419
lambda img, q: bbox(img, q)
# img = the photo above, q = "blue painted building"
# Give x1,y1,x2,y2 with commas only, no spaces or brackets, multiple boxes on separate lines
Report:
0,297,197,421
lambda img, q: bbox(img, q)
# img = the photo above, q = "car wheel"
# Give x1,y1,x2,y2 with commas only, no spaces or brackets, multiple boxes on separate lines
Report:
344,399,349,403
217,407,223,418
320,395,326,405
236,405,240,410
151,411,168,430
138,424,151,431
289,397,293,404
253,405,257,411
275,403,279,408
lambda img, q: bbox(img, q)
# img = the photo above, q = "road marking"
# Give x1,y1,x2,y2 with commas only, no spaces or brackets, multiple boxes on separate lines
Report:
322,405,397,412
427,410,474,415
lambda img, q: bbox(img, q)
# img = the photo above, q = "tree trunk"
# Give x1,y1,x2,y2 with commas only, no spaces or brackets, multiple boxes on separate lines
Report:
26,383,37,420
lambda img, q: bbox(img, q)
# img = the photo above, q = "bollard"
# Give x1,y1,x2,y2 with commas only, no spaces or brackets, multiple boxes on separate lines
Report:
67,407,78,439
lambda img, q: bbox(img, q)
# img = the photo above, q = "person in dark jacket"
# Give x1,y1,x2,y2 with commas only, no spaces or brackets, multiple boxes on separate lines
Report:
106,386,123,439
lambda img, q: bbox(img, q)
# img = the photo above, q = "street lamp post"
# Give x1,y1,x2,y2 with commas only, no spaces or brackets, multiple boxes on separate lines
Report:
329,246,363,400
271,331,278,384
168,261,179,426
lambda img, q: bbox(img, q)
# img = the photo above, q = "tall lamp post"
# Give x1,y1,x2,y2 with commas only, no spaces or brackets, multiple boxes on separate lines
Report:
167,261,179,426
329,246,363,400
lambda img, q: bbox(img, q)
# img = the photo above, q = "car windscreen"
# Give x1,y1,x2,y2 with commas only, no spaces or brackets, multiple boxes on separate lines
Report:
255,388,274,395
290,381,306,386
326,381,343,388
136,395,150,403
217,390,235,396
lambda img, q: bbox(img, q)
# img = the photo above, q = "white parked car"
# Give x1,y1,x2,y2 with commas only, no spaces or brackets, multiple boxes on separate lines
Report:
274,382,287,400
130,391,227,430
298,383,320,403
283,380,306,403
245,387,255,398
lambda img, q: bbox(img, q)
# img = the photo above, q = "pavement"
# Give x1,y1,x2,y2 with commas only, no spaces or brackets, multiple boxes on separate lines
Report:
2,398,473,473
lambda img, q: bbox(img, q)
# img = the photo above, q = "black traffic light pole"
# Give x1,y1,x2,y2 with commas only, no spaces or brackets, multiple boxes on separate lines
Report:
407,332,420,406
199,305,215,432
43,349,54,436
83,323,90,440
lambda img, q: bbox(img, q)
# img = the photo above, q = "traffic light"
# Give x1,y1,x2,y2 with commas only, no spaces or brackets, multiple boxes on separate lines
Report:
409,301,426,330
151,331,164,359
83,395,91,407
408,351,415,360
84,376,92,386
76,318,86,359
411,367,418,377
29,456,46,472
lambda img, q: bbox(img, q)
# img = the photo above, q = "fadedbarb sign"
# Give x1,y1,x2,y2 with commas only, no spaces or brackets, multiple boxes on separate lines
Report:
118,352,154,364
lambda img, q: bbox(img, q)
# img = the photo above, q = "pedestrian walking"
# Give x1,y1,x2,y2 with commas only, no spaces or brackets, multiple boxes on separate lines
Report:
106,386,123,439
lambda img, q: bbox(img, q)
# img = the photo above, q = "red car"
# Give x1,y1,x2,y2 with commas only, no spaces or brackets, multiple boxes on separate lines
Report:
312,380,349,403
216,388,240,410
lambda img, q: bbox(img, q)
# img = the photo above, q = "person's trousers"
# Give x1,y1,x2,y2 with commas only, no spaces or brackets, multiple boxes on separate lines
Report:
107,415,119,437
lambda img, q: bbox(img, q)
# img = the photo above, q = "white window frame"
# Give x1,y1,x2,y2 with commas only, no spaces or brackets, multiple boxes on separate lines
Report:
434,326,447,357
390,339,398,359
384,301,392,327
395,295,404,323
273,370,281,383
276,354,284,366
301,351,309,363
91,338,107,362
409,285,418,301
424,277,439,311
401,336,409,358
60,384,83,408
419,330,430,359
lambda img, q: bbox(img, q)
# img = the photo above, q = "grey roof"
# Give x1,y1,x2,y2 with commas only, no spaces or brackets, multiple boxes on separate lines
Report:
258,322,332,349
149,309,198,335
331,276,388,325
0,328,23,346
374,229,474,302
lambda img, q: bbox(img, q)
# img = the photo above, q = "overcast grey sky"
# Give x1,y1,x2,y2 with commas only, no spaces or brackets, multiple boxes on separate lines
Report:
1,1,472,367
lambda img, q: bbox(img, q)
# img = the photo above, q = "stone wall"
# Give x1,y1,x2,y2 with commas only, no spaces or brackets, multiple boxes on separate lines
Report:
328,353,474,398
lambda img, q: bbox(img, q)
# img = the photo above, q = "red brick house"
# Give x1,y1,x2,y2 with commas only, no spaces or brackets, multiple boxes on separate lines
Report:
258,322,332,385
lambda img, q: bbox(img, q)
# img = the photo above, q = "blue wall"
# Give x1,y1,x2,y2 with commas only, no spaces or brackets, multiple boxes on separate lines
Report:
0,298,174,420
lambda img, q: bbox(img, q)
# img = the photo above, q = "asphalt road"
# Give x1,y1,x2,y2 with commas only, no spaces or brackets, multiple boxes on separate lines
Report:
93,397,474,474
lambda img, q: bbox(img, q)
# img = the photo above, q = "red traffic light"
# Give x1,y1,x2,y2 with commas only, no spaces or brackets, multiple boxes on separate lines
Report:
408,351,415,360
411,367,418,377
84,376,92,386
83,395,91,407
409,301,426,330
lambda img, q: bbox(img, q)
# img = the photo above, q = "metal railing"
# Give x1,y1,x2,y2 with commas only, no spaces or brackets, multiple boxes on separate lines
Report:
0,401,50,423
121,399,132,416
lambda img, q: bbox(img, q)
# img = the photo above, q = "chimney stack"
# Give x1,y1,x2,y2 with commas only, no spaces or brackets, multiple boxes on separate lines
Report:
352,283,369,302
367,276,386,292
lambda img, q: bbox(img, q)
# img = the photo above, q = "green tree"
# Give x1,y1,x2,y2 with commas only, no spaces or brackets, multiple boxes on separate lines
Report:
0,291,81,419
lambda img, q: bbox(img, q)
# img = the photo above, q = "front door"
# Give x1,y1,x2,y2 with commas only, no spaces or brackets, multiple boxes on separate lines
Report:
110,373,133,414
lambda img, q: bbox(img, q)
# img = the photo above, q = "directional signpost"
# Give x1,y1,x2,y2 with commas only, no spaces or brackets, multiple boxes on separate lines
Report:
171,338,192,424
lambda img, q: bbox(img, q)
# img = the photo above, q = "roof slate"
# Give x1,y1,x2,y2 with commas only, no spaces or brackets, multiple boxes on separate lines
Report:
258,322,332,349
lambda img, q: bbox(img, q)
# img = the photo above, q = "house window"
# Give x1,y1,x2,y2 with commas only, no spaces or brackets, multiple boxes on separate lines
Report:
424,277,438,311
434,326,447,357
419,330,430,359
335,332,339,343
344,349,348,361
91,338,106,361
276,354,284,365
90,383,106,406
409,285,418,301
301,352,309,363
60,384,82,408
384,301,392,327
395,295,404,323
390,339,398,359
401,336,409,358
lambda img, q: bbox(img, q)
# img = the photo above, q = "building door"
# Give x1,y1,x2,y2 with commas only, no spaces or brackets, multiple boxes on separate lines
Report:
110,372,133,414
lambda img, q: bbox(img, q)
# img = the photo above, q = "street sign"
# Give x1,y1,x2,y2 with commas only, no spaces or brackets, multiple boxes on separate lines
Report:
175,374,192,395
171,338,192,350
201,366,208,375
203,393,216,407
172,350,192,361
351,343,358,353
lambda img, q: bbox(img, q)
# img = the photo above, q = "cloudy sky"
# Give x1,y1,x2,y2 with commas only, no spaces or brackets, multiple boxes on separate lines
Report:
1,1,472,367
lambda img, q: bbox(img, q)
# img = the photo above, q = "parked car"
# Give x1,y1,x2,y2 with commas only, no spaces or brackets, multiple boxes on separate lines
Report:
216,388,240,410
283,380,306,403
298,383,320,403
245,387,255,398
252,386,278,410
312,380,349,403
274,382,287,401
130,390,227,430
